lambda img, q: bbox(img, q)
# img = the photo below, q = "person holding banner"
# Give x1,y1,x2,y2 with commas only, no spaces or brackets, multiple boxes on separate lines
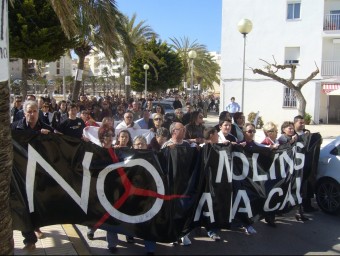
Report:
231,112,245,141
184,111,205,145
261,122,280,149
148,127,170,151
278,121,298,145
162,122,193,245
218,118,239,144
114,129,133,149
293,115,318,213
11,100,54,250
132,135,157,254
236,123,263,234
86,124,134,252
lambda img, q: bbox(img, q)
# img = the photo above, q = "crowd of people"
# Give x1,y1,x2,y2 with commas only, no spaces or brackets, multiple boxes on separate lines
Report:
10,93,317,255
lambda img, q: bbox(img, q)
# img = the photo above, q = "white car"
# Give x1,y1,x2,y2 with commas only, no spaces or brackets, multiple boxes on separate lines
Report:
316,137,340,214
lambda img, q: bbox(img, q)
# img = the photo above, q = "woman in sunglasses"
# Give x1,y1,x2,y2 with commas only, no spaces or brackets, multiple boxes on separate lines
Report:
150,113,164,133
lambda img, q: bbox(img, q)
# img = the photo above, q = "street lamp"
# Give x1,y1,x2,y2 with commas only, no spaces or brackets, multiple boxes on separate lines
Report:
188,50,197,105
237,18,253,112
143,64,149,99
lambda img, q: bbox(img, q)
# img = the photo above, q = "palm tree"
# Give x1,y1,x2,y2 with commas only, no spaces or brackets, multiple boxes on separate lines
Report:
0,79,13,255
118,13,158,98
170,37,220,91
50,0,127,101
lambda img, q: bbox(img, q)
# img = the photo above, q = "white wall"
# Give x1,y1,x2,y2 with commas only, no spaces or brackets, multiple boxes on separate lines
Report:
221,0,325,124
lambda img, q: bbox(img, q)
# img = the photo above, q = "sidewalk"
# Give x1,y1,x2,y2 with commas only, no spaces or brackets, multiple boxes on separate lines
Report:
14,225,90,255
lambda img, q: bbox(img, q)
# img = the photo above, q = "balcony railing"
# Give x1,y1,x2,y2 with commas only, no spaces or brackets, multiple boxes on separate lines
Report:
324,13,340,31
321,60,340,76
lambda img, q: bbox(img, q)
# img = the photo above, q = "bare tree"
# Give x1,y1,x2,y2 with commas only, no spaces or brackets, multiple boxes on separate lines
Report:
252,57,319,116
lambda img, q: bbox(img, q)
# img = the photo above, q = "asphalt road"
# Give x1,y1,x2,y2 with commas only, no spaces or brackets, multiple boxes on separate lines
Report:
74,205,340,255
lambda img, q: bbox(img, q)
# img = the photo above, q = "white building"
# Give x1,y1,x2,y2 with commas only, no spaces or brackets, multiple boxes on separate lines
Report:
220,0,340,124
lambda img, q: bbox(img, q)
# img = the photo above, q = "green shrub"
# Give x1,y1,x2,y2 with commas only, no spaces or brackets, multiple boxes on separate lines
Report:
247,112,264,129
304,113,312,125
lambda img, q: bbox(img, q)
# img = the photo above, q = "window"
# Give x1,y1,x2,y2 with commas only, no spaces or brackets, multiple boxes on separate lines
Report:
287,2,301,20
284,47,300,65
283,87,297,108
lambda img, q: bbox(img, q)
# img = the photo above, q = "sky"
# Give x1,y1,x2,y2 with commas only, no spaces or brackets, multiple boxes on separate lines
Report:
116,0,222,53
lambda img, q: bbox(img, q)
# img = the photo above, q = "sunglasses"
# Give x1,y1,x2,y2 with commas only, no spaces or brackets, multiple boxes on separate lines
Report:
267,130,277,133
154,118,162,121
246,130,256,134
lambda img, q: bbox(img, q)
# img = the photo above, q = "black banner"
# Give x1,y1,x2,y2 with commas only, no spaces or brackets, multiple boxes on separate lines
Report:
10,131,322,242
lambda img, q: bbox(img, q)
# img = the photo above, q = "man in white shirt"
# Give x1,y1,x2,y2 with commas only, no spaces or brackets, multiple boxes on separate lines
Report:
226,97,240,118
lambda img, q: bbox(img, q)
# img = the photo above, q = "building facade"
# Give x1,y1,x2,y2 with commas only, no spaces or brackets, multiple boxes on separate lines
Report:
220,0,340,124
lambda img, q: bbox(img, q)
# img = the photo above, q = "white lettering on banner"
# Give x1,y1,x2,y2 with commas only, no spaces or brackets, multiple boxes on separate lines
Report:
264,188,283,211
194,192,215,223
96,159,164,223
26,145,165,223
26,145,91,213
232,190,253,219
252,153,268,182
294,142,305,170
0,0,8,81
279,182,296,210
269,153,279,180
216,151,232,183
231,152,249,180
279,152,294,178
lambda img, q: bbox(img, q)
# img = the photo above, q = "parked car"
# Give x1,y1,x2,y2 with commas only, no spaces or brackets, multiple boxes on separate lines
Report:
316,137,340,214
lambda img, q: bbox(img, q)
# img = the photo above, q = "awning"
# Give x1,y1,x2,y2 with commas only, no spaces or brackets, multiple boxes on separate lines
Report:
322,83,340,94
328,88,340,95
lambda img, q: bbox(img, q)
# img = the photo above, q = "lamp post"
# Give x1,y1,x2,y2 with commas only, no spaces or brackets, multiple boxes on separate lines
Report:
188,50,197,105
143,64,149,99
62,55,66,100
237,18,253,112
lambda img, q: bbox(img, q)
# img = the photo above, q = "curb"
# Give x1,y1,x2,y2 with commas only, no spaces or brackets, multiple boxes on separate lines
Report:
62,224,91,255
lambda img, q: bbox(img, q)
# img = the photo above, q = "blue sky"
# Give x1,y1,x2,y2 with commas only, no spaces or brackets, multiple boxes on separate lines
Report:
116,0,222,52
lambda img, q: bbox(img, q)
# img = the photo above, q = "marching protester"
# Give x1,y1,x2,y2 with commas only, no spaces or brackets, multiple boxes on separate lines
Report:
132,135,157,254
184,111,205,145
182,103,192,125
230,112,245,141
41,102,53,125
148,127,170,151
293,115,318,213
278,120,309,221
151,103,165,118
51,100,68,129
150,113,164,133
115,111,141,130
278,121,298,145
218,118,239,144
136,109,154,129
10,95,23,122
11,100,54,250
261,121,280,227
56,103,86,140
114,129,133,149
173,108,184,123
162,122,193,245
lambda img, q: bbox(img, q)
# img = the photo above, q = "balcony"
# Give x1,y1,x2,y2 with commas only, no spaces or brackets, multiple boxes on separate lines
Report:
324,13,340,31
321,60,340,76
